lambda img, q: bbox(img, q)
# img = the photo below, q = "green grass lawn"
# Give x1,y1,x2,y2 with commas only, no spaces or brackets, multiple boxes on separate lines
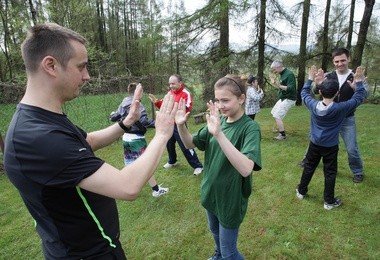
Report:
0,99,379,259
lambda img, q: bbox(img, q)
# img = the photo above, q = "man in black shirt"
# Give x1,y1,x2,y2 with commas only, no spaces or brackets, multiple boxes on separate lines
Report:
4,23,177,259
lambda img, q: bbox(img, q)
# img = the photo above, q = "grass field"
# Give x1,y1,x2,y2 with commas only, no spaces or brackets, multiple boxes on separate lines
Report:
0,97,379,259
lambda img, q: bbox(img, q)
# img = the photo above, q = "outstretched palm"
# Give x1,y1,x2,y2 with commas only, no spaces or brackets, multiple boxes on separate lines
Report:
348,66,366,90
128,84,142,122
206,101,221,136
314,68,325,85
175,99,190,125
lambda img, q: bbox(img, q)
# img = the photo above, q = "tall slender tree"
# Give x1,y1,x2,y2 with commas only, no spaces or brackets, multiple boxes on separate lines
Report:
351,0,375,69
296,0,311,105
257,0,266,87
0,0,13,80
27,0,37,25
321,0,332,71
346,0,356,51
218,0,230,77
95,0,107,51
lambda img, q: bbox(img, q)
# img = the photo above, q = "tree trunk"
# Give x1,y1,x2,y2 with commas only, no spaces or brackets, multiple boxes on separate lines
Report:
346,0,356,51
218,0,230,77
351,0,375,69
257,0,266,87
296,0,311,106
96,0,107,51
28,0,38,25
321,0,331,71
0,0,13,80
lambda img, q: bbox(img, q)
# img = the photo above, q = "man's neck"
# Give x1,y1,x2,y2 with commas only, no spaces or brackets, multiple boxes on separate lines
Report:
21,81,64,114
335,68,350,75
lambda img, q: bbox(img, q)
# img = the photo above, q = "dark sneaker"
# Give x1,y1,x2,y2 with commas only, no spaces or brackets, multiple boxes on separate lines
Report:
353,175,363,183
324,198,342,210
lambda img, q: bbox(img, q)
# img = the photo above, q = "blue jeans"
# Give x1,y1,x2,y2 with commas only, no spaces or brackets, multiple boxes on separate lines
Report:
206,211,244,260
340,116,363,175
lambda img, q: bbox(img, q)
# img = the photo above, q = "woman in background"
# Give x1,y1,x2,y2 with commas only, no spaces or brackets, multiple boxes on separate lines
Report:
245,75,264,120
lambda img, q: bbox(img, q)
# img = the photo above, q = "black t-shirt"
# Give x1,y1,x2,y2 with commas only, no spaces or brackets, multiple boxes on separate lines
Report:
4,104,121,259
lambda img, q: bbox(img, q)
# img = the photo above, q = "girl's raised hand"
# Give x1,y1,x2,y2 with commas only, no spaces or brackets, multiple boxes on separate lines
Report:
206,100,221,136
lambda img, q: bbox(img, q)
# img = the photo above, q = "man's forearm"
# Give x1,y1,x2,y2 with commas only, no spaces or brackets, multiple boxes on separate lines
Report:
87,123,126,151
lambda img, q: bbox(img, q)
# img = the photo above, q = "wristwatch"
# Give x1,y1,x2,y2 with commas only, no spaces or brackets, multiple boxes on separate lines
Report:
118,119,131,132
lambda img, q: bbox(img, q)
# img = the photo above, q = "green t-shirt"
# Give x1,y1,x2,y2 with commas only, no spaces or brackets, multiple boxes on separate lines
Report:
192,114,262,228
278,68,297,101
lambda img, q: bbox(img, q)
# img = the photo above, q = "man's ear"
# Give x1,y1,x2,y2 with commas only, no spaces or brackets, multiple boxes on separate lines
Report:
41,56,57,76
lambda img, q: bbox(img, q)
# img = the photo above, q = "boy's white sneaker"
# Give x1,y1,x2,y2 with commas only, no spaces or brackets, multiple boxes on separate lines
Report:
163,162,178,169
324,198,342,210
193,168,203,176
152,185,169,198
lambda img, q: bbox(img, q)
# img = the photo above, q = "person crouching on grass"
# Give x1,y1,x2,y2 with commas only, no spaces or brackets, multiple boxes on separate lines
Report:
175,74,262,259
296,65,366,210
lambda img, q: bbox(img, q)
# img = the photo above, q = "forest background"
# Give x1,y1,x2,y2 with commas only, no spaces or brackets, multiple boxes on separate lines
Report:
0,1,380,258
0,0,379,142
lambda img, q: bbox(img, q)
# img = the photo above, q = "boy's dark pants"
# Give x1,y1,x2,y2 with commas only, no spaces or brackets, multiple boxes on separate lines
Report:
298,142,339,204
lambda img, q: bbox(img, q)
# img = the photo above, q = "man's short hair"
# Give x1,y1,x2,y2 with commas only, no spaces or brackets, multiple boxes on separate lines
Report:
271,60,284,69
21,23,88,73
320,79,339,98
170,74,183,82
331,48,350,59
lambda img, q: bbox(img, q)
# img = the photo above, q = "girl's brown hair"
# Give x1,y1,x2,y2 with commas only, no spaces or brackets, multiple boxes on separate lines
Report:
214,74,246,98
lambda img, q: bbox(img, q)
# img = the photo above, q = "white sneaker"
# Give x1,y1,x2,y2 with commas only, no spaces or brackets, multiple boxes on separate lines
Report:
152,185,169,198
193,168,203,176
324,198,342,210
163,162,178,169
273,134,286,140
296,188,305,200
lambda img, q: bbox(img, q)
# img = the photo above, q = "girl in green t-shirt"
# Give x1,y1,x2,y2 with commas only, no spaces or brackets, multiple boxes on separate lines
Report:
175,74,262,259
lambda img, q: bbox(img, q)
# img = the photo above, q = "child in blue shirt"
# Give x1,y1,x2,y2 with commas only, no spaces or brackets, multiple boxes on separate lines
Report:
296,65,366,210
